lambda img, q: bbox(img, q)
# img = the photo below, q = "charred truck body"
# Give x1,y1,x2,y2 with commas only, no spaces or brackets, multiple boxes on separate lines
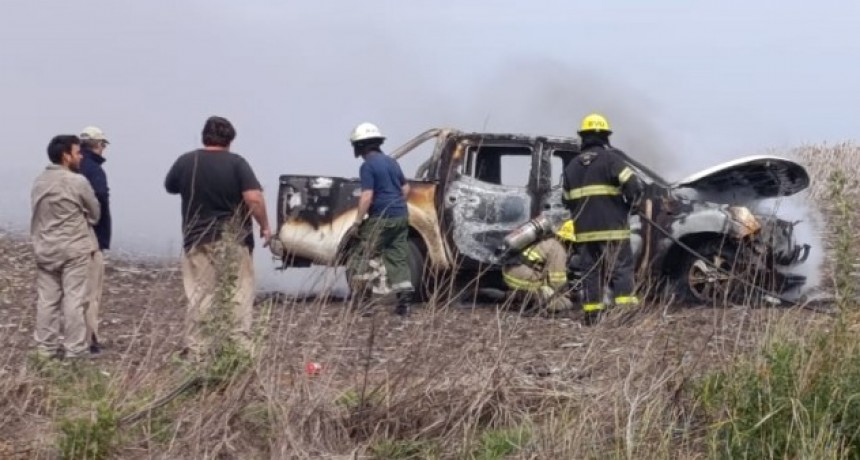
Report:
270,129,811,303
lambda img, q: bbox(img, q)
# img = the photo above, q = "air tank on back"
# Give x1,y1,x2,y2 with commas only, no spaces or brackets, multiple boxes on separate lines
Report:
498,214,555,257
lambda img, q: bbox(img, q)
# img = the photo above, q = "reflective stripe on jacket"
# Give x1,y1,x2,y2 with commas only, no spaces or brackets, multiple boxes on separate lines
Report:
503,238,568,291
561,145,641,239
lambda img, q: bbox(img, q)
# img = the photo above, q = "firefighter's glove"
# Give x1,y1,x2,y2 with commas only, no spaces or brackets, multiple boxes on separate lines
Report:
519,254,545,272
538,285,555,301
622,177,646,213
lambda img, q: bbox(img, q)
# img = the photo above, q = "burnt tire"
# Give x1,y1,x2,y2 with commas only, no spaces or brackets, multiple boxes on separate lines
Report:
408,238,431,302
675,241,746,305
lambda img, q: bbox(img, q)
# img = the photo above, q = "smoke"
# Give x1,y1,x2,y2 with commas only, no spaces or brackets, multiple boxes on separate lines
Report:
751,194,827,297
664,175,826,296
744,145,831,297
642,184,825,297
0,1,464,294
0,2,830,298
445,58,682,176
256,58,683,294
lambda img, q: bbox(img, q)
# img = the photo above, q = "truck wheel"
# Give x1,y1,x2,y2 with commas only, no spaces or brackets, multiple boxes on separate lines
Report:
408,238,430,302
676,241,743,305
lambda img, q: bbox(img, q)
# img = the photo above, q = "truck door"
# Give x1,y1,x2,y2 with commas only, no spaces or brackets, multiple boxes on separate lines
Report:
441,141,541,265
534,143,576,227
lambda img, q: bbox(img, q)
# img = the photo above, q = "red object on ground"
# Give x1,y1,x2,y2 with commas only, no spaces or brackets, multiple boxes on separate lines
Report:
305,362,322,375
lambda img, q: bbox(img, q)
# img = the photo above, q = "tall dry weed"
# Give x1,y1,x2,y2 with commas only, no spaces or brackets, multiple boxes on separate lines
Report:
0,142,856,458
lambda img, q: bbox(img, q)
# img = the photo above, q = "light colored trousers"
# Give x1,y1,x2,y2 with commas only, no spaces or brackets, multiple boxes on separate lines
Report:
34,253,92,357
86,250,104,344
180,241,255,357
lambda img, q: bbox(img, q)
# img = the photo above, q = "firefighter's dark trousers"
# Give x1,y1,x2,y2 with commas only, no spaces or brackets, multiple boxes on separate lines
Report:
348,216,414,295
574,239,638,312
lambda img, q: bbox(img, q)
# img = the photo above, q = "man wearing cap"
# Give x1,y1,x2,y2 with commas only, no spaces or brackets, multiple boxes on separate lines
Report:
78,125,111,353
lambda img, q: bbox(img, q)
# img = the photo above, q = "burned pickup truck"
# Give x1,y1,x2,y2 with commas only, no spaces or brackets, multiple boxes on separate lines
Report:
269,128,811,303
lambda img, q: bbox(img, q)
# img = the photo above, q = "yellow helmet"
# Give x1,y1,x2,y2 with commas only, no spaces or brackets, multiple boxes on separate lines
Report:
556,219,576,242
578,113,612,135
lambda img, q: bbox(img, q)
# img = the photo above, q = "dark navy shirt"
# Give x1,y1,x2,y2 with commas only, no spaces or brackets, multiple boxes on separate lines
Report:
359,150,408,218
164,149,262,251
79,149,111,250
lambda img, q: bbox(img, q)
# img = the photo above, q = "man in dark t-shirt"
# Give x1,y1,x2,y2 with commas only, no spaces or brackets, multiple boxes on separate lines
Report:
165,146,262,251
347,122,414,316
164,116,271,360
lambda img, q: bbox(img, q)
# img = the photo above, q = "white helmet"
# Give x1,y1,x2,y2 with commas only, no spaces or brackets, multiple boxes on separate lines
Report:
350,122,385,144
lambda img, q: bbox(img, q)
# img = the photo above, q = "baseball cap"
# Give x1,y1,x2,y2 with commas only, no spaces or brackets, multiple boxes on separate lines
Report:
80,126,110,144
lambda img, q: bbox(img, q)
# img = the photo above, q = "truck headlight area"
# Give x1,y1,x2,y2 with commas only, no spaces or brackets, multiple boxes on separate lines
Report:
728,206,761,237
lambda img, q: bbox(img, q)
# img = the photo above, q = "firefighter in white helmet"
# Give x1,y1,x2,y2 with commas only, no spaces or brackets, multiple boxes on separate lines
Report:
347,122,414,316
502,219,575,313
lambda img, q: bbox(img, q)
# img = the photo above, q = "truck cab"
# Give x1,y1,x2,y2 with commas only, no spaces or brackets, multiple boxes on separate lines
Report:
270,128,811,303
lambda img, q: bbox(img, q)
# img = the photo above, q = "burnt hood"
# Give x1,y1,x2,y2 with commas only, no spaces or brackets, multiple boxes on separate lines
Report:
672,155,810,200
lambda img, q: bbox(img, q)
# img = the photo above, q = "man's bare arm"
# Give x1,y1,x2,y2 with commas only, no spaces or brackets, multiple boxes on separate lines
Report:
355,190,374,225
242,189,272,246
401,183,410,198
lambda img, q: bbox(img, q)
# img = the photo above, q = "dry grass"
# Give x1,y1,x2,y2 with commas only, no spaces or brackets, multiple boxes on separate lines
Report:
792,141,860,203
790,142,860,290
0,142,858,459
4,287,828,459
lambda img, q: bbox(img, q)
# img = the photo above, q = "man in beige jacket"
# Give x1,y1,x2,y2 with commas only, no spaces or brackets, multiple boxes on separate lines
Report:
30,134,101,359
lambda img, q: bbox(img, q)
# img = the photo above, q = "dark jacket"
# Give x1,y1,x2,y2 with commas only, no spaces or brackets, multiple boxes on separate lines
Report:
561,144,643,242
79,149,111,250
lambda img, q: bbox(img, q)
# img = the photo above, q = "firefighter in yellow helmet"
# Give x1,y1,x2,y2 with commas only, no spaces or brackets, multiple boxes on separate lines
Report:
502,220,575,313
562,114,644,325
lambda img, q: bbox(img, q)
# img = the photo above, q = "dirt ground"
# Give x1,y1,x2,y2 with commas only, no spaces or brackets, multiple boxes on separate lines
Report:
0,229,835,457
0,229,828,370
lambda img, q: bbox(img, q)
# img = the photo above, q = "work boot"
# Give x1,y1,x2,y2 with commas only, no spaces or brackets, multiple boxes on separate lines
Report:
63,350,103,362
583,310,605,326
394,291,414,317
89,333,102,355
394,303,411,317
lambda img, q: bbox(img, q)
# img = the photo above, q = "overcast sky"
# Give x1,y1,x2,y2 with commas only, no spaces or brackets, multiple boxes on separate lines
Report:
1,1,857,290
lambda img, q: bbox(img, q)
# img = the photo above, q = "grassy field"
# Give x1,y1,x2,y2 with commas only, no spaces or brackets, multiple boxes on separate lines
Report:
1,143,858,459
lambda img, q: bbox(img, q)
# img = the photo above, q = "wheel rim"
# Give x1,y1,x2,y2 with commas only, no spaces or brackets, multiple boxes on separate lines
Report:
687,255,733,302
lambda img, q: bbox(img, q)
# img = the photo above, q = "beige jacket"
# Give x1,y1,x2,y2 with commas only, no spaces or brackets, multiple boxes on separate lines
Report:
30,165,100,269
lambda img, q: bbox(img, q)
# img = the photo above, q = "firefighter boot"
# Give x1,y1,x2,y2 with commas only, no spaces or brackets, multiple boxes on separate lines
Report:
583,309,606,326
394,291,413,317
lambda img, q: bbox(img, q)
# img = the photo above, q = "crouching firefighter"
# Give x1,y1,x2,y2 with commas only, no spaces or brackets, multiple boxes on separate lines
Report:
562,113,644,324
499,216,575,313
